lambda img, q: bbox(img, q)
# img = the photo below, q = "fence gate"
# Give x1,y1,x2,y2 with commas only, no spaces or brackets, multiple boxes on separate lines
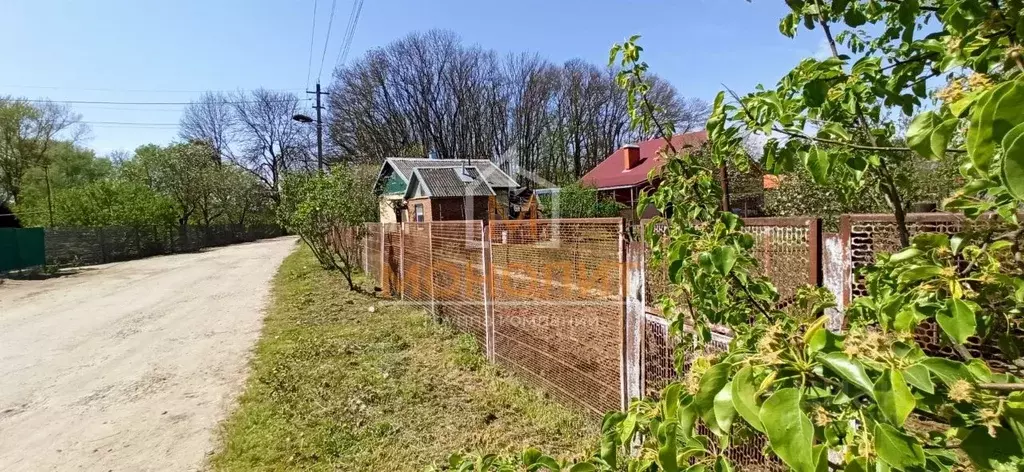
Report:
0,227,45,272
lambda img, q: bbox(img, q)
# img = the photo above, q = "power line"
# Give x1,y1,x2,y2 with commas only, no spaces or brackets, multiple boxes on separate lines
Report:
82,121,181,126
20,98,311,106
304,0,319,90
0,85,303,94
334,0,365,70
316,0,339,83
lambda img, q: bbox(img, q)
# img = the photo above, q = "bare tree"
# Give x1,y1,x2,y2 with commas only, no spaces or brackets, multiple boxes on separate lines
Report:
325,30,710,185
229,89,309,199
179,91,235,162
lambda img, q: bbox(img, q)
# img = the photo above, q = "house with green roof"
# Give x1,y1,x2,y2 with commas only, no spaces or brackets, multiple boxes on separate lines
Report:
374,158,518,223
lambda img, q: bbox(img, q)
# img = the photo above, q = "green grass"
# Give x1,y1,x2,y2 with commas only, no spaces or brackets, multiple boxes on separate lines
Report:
211,244,598,471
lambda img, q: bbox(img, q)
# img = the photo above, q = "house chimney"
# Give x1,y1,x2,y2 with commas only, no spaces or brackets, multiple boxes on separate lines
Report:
623,144,641,170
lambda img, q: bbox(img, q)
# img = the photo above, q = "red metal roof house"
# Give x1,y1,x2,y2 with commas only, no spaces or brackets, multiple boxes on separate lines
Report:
580,131,707,216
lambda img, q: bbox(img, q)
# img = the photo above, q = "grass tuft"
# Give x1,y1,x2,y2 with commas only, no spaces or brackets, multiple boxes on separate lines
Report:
211,244,598,471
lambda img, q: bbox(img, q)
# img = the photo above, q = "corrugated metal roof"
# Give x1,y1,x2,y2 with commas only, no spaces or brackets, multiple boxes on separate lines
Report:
384,157,518,189
406,166,495,198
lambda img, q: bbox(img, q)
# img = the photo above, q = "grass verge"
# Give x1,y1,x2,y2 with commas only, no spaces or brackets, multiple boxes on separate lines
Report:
211,243,598,471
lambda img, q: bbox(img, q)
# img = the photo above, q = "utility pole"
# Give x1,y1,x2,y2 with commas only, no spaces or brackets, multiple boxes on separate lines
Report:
306,82,330,171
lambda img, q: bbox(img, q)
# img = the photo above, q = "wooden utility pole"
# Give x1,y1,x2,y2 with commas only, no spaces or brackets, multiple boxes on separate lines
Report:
306,82,330,171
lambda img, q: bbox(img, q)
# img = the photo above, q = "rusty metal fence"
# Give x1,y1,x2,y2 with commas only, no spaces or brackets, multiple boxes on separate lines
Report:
383,223,401,297
489,219,625,414
431,221,488,345
365,223,382,282
839,213,1022,372
642,217,822,315
352,214,987,421
401,223,432,308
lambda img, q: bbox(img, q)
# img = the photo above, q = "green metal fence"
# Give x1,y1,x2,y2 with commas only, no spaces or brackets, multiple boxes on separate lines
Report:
0,227,45,272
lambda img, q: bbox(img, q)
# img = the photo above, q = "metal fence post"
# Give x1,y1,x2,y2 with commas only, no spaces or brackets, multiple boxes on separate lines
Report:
97,227,108,263
838,215,852,308
618,218,630,410
428,222,436,320
809,218,823,287
482,221,495,361
399,223,405,300
625,234,645,408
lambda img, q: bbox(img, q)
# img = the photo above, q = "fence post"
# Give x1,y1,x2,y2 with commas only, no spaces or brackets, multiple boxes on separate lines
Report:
625,235,645,408
363,224,370,274
97,227,108,263
618,218,630,410
399,223,405,300
482,221,495,361
428,222,436,321
379,225,385,290
809,218,823,287
838,215,852,308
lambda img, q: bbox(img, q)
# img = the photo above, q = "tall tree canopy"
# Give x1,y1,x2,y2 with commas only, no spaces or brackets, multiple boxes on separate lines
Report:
327,30,709,185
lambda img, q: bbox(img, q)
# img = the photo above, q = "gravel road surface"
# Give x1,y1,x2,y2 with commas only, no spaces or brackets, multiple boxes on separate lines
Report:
0,237,297,471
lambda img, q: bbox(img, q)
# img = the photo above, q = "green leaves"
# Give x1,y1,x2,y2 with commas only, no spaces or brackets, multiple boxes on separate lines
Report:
731,366,764,432
1001,122,1024,200
935,298,976,345
713,382,736,434
710,246,738,276
803,147,831,185
874,423,925,470
760,389,815,472
967,80,1024,172
906,111,958,160
873,370,915,426
818,352,876,398
961,426,1024,470
695,363,731,434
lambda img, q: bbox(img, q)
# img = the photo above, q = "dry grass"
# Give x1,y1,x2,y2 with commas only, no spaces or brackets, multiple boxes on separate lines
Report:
211,244,598,471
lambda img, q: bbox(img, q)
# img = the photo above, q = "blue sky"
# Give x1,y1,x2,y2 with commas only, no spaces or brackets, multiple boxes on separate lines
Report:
1,0,824,156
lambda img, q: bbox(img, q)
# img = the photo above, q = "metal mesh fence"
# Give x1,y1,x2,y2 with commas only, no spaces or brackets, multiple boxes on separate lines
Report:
489,218,624,414
402,223,432,308
382,223,402,298
743,217,821,307
841,213,1022,371
641,315,784,471
430,221,487,345
366,223,382,286
642,218,821,313
642,315,676,398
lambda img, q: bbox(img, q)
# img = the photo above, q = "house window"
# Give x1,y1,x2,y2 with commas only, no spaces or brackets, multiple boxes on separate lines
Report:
413,204,425,222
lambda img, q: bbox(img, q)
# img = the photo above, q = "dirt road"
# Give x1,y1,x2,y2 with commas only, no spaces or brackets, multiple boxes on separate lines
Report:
0,237,297,471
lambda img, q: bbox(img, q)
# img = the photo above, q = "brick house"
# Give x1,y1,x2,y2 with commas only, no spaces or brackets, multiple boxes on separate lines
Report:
580,131,708,218
580,131,766,218
374,158,518,223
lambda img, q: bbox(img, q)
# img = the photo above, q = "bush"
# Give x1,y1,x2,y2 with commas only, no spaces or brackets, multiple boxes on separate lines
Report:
277,165,377,290
538,182,624,219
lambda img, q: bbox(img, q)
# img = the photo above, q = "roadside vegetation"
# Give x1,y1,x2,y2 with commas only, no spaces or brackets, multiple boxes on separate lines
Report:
211,244,597,471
